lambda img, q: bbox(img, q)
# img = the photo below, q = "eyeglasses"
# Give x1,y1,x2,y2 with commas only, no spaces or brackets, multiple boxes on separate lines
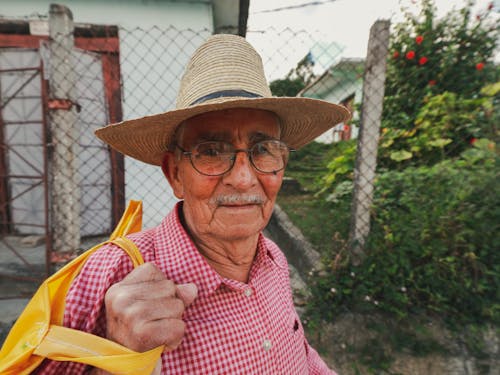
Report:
176,140,294,176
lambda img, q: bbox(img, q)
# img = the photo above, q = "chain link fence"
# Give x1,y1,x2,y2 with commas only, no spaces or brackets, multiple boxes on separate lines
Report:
0,9,389,296
2,4,491,300
2,8,498,375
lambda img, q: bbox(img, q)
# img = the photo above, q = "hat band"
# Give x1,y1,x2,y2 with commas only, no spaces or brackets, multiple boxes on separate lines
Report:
189,89,263,106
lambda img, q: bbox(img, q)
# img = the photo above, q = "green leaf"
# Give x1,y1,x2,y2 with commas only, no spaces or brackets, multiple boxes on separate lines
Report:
480,81,500,97
428,138,453,148
390,150,413,161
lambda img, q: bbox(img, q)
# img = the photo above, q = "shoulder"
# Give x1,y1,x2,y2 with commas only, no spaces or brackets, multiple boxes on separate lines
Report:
72,227,157,292
125,227,156,262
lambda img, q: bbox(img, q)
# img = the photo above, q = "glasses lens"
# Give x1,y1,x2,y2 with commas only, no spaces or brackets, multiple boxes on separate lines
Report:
251,140,289,173
191,141,234,175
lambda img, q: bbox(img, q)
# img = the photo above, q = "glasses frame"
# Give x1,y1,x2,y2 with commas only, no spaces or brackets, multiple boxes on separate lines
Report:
175,140,295,176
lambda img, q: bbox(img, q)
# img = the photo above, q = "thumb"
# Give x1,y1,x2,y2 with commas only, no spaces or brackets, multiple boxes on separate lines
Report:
175,283,198,307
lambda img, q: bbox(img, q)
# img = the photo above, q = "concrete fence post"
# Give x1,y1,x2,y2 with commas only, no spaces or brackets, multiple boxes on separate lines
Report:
48,4,81,253
349,20,390,266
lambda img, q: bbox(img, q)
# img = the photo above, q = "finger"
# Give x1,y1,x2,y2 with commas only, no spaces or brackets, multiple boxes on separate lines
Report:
115,279,177,300
120,262,166,284
106,279,177,314
175,283,198,307
136,318,186,351
125,297,185,321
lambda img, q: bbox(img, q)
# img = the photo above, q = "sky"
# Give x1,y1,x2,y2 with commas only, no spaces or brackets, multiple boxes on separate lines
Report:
246,0,498,79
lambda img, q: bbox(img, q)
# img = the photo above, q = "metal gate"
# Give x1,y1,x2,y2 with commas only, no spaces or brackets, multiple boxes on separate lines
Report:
0,49,49,298
0,20,125,299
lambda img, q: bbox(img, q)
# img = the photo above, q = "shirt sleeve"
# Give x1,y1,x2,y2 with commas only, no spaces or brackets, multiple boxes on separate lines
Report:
33,243,135,375
306,343,338,375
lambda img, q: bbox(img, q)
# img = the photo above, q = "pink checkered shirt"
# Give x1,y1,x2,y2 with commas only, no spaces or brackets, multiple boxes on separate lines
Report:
35,203,335,374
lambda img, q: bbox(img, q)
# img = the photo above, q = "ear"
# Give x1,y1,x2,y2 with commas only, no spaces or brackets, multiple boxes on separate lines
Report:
161,152,184,199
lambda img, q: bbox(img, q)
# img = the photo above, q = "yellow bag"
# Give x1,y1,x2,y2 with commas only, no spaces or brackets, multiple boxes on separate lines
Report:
0,200,164,375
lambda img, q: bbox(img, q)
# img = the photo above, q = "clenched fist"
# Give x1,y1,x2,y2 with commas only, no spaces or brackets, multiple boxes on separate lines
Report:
104,262,197,353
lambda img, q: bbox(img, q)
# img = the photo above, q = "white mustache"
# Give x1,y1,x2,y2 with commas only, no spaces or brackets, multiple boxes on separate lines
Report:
210,195,264,205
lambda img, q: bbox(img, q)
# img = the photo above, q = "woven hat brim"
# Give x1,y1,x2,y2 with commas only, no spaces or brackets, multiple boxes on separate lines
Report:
95,97,351,166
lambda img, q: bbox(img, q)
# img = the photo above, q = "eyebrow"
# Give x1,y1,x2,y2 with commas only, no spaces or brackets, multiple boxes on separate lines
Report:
192,131,278,145
249,132,277,143
193,131,231,144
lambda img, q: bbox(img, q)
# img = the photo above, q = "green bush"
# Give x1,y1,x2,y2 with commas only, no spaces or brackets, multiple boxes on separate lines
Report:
284,140,357,194
380,0,499,168
379,88,497,168
307,140,499,325
318,140,357,195
279,141,353,256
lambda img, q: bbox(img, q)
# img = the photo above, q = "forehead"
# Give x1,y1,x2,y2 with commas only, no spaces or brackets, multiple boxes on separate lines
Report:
178,108,281,144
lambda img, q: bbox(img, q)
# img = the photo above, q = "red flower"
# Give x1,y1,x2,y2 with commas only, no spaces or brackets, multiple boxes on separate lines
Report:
415,35,424,45
428,80,437,86
476,62,485,71
393,51,400,59
419,56,428,65
406,50,415,60
488,2,493,10
470,138,477,145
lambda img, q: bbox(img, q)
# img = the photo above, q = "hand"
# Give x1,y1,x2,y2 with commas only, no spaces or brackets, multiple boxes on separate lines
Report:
104,262,197,353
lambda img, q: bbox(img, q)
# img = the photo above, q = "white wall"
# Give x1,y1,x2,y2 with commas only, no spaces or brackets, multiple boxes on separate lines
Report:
0,0,213,30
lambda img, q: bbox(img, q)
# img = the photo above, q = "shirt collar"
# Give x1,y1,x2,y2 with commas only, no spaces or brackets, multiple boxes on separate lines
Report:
153,202,222,298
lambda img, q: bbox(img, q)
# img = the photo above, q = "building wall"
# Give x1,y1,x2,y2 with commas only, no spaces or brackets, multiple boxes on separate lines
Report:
322,79,363,107
307,78,362,144
0,0,213,30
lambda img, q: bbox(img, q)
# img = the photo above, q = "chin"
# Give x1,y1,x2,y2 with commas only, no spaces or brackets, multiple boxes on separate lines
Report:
219,225,263,240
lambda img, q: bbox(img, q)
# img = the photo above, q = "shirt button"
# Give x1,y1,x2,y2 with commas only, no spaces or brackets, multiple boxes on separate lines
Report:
263,339,272,351
244,288,253,297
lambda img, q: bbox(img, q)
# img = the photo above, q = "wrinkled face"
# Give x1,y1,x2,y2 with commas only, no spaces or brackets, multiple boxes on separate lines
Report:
163,108,284,242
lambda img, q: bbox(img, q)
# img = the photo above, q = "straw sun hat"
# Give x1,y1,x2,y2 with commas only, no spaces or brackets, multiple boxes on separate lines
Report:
95,34,351,166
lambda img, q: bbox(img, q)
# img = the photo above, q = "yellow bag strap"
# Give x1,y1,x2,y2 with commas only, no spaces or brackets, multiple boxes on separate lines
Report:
34,326,163,374
109,200,143,241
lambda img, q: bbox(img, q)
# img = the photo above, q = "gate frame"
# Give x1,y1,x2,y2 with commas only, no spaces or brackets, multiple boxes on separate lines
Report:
0,19,124,285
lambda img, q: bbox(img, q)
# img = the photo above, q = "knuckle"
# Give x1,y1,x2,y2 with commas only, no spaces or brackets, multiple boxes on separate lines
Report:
105,284,123,310
105,286,129,310
140,262,158,273
166,298,185,317
123,262,165,283
105,285,146,320
121,304,140,322
105,282,119,300
141,262,165,278
160,279,176,293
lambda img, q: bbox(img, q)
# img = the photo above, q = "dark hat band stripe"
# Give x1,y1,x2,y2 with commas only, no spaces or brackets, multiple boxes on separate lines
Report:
190,90,263,106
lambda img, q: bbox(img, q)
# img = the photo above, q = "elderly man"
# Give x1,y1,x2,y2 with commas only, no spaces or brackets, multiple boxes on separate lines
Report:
35,34,349,374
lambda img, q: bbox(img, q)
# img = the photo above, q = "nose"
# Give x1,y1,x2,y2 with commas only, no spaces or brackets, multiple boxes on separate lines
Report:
222,150,257,189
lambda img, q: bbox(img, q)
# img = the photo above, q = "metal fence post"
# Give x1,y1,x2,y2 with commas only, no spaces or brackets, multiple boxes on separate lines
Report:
48,4,81,253
349,20,390,265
